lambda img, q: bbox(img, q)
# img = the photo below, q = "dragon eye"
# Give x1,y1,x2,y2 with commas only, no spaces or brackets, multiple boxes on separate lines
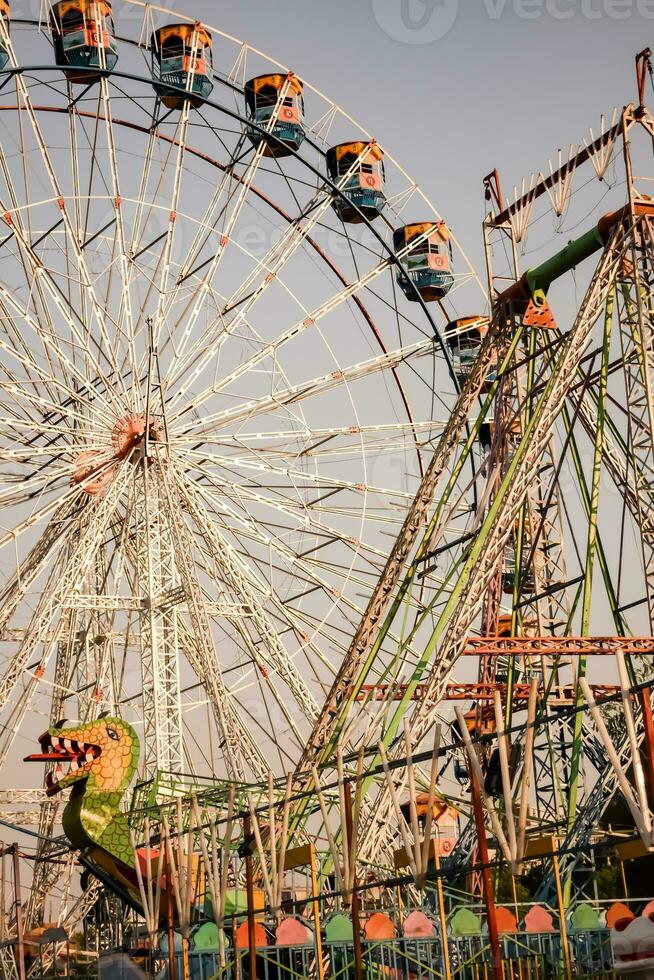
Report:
107,727,119,741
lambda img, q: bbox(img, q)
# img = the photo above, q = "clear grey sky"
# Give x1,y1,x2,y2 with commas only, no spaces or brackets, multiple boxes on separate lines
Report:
175,0,652,274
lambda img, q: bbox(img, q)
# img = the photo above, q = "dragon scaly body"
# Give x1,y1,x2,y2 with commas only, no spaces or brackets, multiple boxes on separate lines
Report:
26,717,139,868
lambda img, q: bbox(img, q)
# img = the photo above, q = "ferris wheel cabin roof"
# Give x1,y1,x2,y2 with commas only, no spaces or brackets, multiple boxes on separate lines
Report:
50,0,114,22
150,22,213,53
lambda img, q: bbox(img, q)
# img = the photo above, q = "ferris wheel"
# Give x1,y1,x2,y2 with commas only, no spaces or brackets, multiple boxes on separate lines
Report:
0,0,485,829
3,0,654,957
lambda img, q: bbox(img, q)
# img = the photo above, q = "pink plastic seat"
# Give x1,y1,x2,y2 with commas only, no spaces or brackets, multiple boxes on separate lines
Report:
402,911,435,939
275,917,311,946
524,906,555,933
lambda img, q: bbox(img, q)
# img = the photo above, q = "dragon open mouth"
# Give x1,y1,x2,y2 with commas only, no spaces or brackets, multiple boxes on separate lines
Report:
24,731,102,796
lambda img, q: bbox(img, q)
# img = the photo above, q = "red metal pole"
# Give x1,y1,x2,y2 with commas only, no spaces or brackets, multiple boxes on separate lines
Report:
636,48,652,111
343,782,364,980
243,817,257,980
640,687,654,804
469,769,504,980
11,845,25,980
167,892,176,980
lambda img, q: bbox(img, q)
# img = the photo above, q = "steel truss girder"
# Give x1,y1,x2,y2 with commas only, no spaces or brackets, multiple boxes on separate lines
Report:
462,636,654,656
498,325,571,638
158,463,267,781
536,214,654,899
358,220,630,862
617,216,654,626
535,706,649,903
357,681,619,704
131,461,183,775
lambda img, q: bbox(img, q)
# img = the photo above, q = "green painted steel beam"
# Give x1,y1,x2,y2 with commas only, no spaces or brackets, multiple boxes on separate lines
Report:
526,226,606,300
499,207,627,307
565,290,614,898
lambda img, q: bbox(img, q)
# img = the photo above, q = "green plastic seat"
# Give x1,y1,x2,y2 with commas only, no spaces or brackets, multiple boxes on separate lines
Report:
450,907,482,937
570,903,601,931
193,922,220,950
325,914,354,942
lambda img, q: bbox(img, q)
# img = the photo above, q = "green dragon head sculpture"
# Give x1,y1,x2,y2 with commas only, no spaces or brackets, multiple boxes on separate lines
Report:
25,717,140,867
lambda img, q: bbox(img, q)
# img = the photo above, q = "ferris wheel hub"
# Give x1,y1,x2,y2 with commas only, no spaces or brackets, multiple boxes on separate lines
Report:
73,414,166,496
112,413,164,459
72,450,115,496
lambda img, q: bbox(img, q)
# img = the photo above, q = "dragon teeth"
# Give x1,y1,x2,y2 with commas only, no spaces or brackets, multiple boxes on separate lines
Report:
70,760,79,772
85,751,94,763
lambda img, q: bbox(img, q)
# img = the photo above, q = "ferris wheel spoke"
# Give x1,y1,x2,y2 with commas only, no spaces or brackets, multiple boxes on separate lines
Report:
174,338,435,437
98,78,139,390
186,502,344,680
170,255,402,418
170,143,382,386
183,547,314,750
0,310,90,419
0,380,106,440
142,101,192,354
176,468,320,722
225,144,376,314
158,138,269,363
0,573,69,773
193,484,345,596
189,480,372,636
0,211,127,404
0,496,84,644
175,616,288,773
175,420,441,452
0,25,131,402
0,414,100,450
0,461,78,510
197,473,386,567
169,77,302,365
176,621,284,773
213,435,436,462
0,233,76,407
158,140,247,322
0,475,95,566
191,479,404,588
0,100,84,405
186,448,415,507
172,135,248,287
127,111,162,260
133,31,243,354
169,220,440,412
0,464,132,766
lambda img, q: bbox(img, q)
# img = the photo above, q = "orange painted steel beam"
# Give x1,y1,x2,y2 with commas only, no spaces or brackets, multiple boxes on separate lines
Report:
462,636,654,657
356,682,620,705
442,683,619,704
